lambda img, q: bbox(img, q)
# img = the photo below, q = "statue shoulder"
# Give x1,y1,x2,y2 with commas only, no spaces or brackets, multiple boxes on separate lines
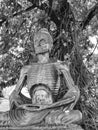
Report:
54,60,69,72
20,65,32,75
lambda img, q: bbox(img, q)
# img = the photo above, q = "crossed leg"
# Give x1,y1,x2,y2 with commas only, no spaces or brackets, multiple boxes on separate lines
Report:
45,109,82,125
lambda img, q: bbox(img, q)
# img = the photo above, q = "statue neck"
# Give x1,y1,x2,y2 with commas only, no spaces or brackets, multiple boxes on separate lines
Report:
37,53,50,63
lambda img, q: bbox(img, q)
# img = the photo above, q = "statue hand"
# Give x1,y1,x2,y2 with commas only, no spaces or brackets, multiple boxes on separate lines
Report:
9,90,21,109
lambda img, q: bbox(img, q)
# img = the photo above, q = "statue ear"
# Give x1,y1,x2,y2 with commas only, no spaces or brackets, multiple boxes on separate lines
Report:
48,44,53,52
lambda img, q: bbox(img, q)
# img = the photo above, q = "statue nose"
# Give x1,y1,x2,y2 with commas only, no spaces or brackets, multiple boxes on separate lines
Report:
37,96,45,102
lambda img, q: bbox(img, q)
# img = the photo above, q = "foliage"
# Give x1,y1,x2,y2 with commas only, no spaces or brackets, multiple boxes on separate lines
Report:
0,0,98,129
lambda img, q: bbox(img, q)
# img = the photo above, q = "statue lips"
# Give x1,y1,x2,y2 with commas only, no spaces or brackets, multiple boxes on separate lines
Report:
18,96,75,112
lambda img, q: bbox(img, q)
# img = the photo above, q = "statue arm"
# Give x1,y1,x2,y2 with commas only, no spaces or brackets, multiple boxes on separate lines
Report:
11,65,30,94
9,65,31,108
14,66,30,93
56,61,80,110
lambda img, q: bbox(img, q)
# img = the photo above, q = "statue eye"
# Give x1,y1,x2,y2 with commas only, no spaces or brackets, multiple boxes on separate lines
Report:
39,39,46,44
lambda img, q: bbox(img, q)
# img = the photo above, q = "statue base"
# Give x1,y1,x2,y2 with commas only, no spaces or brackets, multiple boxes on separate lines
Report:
0,124,84,130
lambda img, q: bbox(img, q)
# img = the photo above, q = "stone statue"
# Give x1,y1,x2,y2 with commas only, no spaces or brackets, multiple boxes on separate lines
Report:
0,28,83,129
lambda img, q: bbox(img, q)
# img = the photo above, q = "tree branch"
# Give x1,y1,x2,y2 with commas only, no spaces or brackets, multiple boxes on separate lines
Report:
0,78,16,89
81,2,98,29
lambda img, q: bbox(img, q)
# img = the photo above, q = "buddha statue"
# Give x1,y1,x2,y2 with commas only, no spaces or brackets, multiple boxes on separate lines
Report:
0,28,83,129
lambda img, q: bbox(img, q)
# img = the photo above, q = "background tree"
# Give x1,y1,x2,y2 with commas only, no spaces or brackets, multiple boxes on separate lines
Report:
0,0,98,130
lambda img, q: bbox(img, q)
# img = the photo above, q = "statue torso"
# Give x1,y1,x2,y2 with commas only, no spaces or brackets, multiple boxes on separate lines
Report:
27,62,61,98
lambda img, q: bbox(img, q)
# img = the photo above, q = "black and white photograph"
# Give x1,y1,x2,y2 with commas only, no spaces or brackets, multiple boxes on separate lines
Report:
0,0,98,129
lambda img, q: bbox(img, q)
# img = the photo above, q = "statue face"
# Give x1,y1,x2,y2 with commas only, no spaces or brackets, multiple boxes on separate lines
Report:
32,89,53,105
34,28,53,55
34,34,50,54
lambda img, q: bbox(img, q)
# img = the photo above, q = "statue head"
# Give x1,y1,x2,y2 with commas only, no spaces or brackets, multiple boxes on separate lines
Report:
34,28,53,55
30,84,53,106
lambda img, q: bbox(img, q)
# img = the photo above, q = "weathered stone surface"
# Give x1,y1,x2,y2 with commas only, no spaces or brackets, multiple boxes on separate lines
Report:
0,124,84,130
